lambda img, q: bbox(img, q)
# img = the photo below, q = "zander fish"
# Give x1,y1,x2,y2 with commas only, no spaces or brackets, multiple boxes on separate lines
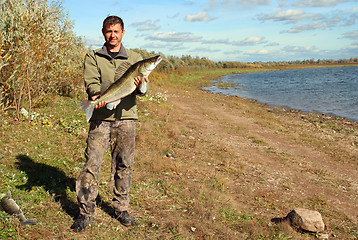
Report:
1,191,36,226
79,55,162,122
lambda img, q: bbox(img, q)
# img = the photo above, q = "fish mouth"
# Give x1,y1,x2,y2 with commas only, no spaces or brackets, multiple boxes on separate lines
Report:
145,55,162,71
156,56,162,64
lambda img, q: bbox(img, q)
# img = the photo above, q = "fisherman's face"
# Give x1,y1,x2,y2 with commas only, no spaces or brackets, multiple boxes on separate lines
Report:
102,23,125,50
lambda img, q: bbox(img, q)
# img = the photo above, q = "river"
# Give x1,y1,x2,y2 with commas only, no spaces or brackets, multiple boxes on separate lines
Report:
204,66,358,122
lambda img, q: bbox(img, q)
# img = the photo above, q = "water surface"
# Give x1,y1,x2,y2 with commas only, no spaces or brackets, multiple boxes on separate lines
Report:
204,66,358,122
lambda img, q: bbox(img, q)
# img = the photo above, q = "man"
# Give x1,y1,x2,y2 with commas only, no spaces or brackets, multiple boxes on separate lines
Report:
71,15,147,232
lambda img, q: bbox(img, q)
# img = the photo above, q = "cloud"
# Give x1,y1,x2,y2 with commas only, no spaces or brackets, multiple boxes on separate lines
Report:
343,13,357,26
130,20,160,31
232,36,267,46
242,49,279,61
202,39,231,45
191,47,220,53
265,42,280,47
83,36,103,47
224,49,243,55
348,44,358,49
293,0,350,7
342,30,358,40
184,0,195,5
207,0,270,10
281,22,331,33
147,31,203,42
282,45,320,54
168,13,180,19
184,11,215,22
237,0,271,5
258,9,312,23
278,11,357,33
246,49,274,55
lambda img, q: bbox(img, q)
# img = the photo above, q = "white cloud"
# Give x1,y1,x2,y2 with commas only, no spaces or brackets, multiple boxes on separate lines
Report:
281,22,331,33
348,44,358,49
130,20,160,31
265,42,280,47
191,47,220,53
83,36,103,47
258,9,313,23
246,49,272,54
282,45,320,53
237,0,271,5
293,0,350,7
184,11,215,22
224,49,243,55
147,31,203,42
140,42,166,49
184,0,195,5
232,36,267,46
207,0,270,10
342,30,358,40
202,39,231,44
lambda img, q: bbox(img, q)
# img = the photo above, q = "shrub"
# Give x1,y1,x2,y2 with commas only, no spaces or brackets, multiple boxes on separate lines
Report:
0,0,86,118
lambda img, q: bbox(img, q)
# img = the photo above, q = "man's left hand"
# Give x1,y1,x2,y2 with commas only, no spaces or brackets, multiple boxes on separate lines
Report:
134,76,148,88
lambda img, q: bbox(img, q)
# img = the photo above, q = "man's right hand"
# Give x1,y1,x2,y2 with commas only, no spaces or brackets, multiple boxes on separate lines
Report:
91,95,107,109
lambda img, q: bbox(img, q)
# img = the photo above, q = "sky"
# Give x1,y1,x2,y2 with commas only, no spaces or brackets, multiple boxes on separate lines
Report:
62,0,358,62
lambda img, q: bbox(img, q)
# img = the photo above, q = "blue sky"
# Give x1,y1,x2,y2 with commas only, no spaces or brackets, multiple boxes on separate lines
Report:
62,0,358,62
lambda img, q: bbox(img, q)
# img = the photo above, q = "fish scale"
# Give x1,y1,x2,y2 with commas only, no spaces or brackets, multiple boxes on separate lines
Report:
79,55,162,122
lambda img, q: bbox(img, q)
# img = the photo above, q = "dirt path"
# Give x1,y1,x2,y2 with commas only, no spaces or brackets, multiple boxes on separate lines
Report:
158,82,358,237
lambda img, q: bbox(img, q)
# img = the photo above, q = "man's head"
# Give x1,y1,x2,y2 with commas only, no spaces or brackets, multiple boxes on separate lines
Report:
102,16,125,51
103,16,124,30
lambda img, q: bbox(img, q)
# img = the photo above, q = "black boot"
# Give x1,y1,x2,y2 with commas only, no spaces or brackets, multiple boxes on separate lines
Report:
71,214,93,232
115,211,135,227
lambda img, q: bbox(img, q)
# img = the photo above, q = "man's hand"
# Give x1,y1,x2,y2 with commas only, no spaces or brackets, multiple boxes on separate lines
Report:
91,95,106,109
134,76,148,88
91,76,147,110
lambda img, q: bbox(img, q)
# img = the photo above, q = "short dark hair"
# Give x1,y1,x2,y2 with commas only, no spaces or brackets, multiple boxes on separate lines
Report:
102,16,124,30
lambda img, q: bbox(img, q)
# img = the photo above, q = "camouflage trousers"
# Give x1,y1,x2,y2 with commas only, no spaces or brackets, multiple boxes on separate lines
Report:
76,120,136,216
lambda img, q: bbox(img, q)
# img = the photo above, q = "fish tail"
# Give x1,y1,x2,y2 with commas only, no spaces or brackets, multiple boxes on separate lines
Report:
79,100,95,122
21,219,36,226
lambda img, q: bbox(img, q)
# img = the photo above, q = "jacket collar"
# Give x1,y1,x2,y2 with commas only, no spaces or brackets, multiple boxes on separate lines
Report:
96,44,129,59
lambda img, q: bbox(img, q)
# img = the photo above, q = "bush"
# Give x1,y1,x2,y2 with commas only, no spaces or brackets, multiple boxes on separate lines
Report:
0,0,86,118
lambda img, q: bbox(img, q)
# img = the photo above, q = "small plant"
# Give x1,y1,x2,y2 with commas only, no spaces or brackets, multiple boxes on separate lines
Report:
210,176,226,192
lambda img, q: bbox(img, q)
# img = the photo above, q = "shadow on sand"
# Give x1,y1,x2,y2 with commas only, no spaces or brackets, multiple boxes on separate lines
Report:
15,154,115,220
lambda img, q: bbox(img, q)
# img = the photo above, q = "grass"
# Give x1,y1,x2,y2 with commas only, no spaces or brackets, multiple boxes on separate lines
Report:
1,66,358,239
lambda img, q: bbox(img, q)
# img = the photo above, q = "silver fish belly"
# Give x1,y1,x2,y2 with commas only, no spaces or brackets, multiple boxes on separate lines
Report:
79,55,162,122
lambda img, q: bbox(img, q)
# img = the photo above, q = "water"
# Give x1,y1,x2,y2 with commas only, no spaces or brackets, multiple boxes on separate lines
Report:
204,66,358,122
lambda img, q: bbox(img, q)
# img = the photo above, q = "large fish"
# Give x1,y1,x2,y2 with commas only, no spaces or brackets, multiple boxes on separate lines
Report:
79,55,162,122
1,191,36,226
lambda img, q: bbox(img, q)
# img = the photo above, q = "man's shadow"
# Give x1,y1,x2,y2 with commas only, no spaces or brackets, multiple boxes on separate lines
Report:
15,154,115,220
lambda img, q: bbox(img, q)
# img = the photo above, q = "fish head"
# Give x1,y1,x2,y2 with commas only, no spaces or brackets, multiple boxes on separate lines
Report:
139,55,162,76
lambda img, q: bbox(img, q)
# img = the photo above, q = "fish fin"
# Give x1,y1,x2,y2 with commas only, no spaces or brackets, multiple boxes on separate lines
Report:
106,99,121,110
79,100,95,122
114,62,132,80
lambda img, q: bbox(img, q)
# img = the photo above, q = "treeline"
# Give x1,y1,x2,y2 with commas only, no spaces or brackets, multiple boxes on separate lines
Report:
248,57,358,67
1,0,357,119
132,48,358,71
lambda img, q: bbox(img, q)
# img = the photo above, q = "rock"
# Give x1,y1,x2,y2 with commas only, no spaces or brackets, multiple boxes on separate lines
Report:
318,233,329,240
286,208,325,232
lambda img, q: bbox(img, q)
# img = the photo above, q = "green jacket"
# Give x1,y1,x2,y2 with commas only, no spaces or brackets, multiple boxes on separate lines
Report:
84,45,144,121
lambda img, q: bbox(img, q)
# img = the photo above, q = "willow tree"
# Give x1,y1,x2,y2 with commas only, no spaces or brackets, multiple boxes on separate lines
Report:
0,0,86,119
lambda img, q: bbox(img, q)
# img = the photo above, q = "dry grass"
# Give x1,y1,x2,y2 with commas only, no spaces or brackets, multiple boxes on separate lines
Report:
0,67,357,239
